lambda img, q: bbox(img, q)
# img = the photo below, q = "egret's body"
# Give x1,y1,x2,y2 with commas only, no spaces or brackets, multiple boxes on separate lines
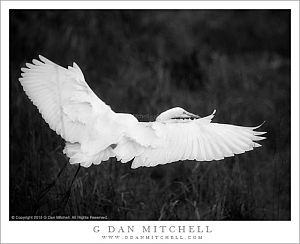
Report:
19,56,266,169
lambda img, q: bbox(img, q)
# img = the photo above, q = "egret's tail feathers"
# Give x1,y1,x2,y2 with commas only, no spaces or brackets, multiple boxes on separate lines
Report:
63,143,115,167
113,137,144,163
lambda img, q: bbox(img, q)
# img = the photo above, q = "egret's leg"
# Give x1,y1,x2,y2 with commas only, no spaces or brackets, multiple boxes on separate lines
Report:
39,160,68,200
61,165,81,209
33,160,69,214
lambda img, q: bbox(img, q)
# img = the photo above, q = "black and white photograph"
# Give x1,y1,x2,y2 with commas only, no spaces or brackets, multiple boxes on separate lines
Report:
2,1,299,243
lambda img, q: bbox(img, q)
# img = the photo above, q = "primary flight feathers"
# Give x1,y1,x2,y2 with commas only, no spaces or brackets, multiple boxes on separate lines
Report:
19,55,266,168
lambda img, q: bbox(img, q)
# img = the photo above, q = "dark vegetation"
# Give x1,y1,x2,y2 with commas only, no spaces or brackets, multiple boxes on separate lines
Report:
10,10,290,220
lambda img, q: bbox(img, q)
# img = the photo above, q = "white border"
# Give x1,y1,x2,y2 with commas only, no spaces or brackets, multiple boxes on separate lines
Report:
1,1,299,243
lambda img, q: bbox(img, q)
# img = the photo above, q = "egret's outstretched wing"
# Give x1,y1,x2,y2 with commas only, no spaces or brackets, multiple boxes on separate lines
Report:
128,112,266,168
19,55,115,146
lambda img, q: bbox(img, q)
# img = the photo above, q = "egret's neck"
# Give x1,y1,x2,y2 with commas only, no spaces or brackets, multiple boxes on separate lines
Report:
156,107,200,122
156,108,183,122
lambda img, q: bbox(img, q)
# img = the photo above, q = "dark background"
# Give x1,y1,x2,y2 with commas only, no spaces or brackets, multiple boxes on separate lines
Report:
10,10,290,220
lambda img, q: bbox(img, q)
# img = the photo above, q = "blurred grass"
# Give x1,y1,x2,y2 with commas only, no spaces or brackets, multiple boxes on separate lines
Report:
9,10,290,220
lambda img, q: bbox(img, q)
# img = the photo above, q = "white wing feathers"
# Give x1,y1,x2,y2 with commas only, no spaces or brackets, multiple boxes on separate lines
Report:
130,114,266,168
19,55,117,166
19,56,266,169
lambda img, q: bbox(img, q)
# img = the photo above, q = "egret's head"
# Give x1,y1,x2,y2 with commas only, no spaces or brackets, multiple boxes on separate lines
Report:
156,107,200,122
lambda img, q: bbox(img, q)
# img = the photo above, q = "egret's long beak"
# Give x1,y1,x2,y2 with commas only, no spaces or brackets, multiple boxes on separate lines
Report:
183,111,200,119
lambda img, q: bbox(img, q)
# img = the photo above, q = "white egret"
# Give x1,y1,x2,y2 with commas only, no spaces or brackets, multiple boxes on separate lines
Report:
19,55,266,169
